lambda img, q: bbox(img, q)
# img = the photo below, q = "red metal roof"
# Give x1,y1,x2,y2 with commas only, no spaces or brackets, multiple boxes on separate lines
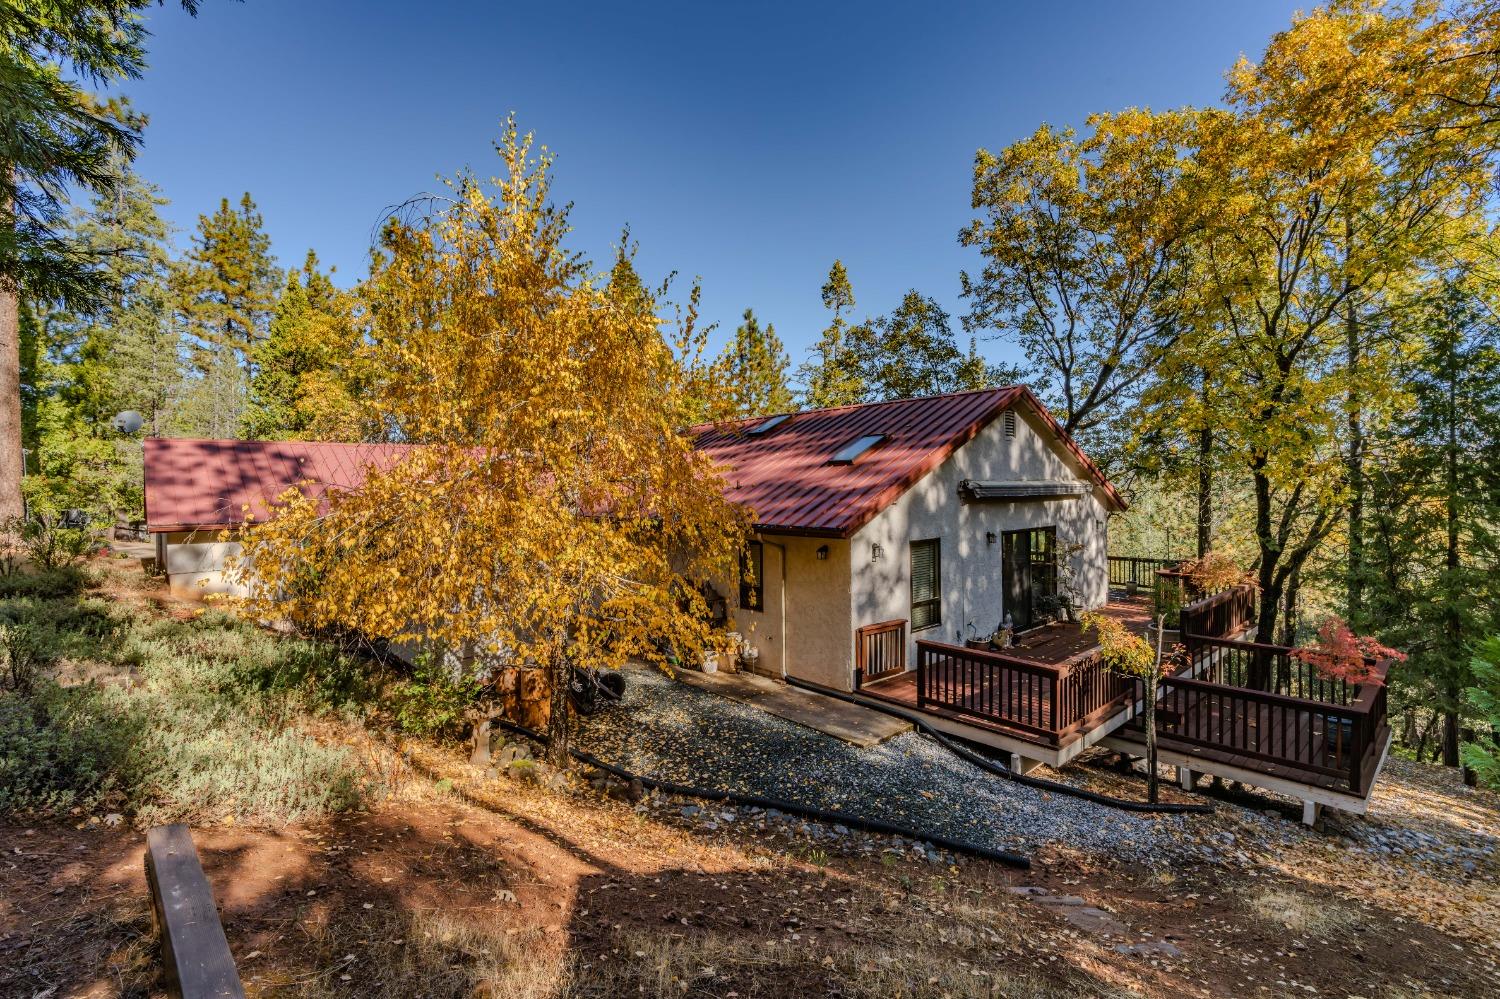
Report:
143,387,1125,535
144,438,413,533
692,385,1125,537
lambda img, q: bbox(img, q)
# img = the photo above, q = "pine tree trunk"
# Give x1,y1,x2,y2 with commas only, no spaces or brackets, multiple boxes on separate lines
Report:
0,277,24,520
1442,710,1461,769
546,650,571,768
1441,343,1463,769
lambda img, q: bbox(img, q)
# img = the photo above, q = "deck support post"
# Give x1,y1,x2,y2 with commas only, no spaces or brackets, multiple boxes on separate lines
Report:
1008,752,1043,775
1301,800,1322,827
1177,765,1194,791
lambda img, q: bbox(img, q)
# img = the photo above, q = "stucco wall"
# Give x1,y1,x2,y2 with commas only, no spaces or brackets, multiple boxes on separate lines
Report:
159,530,249,600
731,534,854,690
850,404,1111,672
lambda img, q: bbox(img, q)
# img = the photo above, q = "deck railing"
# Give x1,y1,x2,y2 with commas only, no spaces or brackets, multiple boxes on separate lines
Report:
854,619,907,688
1156,636,1392,794
915,640,1133,744
1108,555,1180,589
1180,585,1257,642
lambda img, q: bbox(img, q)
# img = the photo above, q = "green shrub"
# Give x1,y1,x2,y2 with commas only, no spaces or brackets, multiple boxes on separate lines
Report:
388,650,480,738
0,620,58,695
0,683,133,815
23,521,97,571
0,566,89,599
0,590,380,824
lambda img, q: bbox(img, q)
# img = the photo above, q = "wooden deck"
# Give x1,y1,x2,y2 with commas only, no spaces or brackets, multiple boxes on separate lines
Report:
860,599,1150,750
1112,700,1390,795
851,585,1395,812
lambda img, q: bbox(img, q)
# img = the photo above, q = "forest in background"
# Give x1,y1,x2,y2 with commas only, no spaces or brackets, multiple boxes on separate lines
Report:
5,0,1500,780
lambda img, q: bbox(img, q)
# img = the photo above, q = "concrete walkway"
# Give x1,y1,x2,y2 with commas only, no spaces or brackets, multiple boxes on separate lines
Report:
672,668,910,748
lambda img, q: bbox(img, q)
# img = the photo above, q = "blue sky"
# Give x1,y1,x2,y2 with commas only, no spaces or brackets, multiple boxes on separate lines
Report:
129,0,1305,372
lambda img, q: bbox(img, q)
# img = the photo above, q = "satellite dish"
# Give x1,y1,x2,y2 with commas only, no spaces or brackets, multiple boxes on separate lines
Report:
111,410,145,434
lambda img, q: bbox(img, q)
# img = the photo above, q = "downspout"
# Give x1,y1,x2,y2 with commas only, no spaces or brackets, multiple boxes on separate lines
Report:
760,535,788,680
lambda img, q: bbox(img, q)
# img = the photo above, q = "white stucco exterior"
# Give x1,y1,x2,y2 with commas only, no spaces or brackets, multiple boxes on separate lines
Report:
157,530,251,599
733,402,1115,693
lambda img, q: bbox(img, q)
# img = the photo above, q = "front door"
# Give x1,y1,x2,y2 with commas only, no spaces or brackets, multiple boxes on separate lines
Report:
1002,529,1033,631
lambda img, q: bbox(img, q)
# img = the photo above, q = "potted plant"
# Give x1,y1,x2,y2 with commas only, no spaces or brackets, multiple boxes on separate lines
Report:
1180,550,1257,597
1291,616,1406,750
1083,611,1175,803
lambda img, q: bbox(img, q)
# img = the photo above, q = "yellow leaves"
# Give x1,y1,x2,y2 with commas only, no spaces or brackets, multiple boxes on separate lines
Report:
237,120,751,684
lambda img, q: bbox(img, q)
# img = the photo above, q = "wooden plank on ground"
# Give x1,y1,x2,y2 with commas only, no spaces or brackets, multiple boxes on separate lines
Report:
145,824,246,999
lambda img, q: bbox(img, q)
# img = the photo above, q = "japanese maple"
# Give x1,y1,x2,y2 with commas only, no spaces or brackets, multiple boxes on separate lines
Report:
1291,616,1407,687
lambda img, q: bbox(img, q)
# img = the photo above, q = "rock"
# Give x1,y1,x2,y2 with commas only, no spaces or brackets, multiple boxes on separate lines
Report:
1116,940,1184,959
626,779,645,803
1060,906,1127,935
496,889,517,904
495,743,532,767
1031,894,1086,907
681,805,702,819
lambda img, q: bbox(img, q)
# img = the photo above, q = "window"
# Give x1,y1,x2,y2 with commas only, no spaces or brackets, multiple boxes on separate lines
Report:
748,414,790,436
910,539,941,631
829,434,886,465
740,541,764,612
1026,527,1058,602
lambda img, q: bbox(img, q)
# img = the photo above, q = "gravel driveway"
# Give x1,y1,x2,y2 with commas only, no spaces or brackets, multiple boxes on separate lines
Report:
576,666,1196,862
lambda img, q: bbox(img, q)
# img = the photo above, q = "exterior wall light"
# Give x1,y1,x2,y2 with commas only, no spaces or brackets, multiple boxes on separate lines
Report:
816,545,829,560
871,543,884,563
986,531,997,545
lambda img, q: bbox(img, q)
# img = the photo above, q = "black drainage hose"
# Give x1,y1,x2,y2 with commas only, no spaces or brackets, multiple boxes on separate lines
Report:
785,676,1214,816
487,716,1032,870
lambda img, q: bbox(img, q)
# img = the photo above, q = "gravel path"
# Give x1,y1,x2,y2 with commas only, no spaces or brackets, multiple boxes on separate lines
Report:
576,667,1197,862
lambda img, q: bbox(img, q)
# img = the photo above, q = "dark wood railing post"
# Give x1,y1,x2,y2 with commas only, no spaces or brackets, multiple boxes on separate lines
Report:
915,644,928,709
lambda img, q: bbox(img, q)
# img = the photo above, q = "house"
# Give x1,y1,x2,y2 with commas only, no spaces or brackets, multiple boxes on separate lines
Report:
692,386,1126,691
143,438,411,598
141,389,1394,824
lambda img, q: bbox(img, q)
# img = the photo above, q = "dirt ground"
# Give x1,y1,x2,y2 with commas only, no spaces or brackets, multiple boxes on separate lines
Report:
4,742,1497,999
4,554,1497,997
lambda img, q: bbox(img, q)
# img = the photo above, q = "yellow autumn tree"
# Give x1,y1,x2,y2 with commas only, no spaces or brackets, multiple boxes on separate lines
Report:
1137,0,1494,645
233,120,751,764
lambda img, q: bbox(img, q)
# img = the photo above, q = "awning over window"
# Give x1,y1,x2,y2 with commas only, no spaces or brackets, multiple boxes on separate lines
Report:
958,479,1089,502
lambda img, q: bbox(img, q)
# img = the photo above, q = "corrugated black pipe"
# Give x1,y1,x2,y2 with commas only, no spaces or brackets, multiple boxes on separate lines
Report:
785,676,1214,816
488,717,1031,870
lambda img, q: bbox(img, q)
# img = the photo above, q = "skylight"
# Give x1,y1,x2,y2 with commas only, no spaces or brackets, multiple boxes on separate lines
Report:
748,414,790,436
829,434,886,465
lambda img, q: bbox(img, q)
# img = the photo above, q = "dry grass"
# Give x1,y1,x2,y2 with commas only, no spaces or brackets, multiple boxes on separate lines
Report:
1248,888,1359,937
583,928,1086,999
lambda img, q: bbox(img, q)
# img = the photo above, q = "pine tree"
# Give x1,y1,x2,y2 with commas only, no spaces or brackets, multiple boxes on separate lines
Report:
172,193,280,437
845,290,1009,402
1,2,204,518
20,164,179,521
174,193,279,371
719,308,793,419
1366,269,1500,766
243,251,367,441
798,260,865,408
57,166,179,433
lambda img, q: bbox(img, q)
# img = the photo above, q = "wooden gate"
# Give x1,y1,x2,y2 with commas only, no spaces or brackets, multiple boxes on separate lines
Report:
855,619,907,688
